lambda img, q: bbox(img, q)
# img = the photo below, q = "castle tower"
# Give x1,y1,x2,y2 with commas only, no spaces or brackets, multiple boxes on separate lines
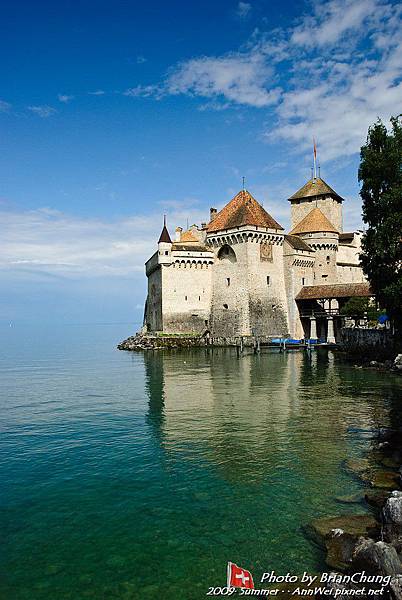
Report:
206,189,289,337
288,177,344,232
289,207,339,283
157,216,173,262
144,218,173,331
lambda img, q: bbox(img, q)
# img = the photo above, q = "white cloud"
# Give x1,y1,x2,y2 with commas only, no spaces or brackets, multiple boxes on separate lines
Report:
291,0,382,47
273,0,402,160
88,90,105,95
58,94,74,103
136,55,147,64
0,204,208,279
236,2,252,19
123,85,160,98
0,99,11,112
164,52,280,107
136,0,400,160
28,105,57,118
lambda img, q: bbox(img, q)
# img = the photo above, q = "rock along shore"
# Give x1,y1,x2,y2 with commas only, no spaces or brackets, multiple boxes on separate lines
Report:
117,333,207,351
302,426,402,600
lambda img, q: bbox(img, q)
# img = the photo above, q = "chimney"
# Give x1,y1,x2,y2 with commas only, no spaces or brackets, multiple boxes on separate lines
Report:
201,222,207,229
210,208,217,222
175,226,183,242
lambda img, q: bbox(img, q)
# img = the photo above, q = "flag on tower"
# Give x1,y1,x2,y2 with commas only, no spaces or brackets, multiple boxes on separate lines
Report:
227,562,254,589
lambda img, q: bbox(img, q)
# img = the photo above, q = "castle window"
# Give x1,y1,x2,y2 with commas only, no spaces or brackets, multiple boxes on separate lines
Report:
199,296,201,301
205,320,208,326
301,277,306,285
165,251,169,255
326,255,330,264
322,274,328,278
223,303,228,309
267,276,270,285
226,277,230,286
185,295,188,300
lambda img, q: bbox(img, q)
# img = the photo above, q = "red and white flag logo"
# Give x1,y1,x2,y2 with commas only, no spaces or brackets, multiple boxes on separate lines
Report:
227,562,254,589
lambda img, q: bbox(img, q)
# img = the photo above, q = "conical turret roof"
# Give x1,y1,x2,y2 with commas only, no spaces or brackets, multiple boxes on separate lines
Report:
290,207,338,235
289,177,344,202
158,218,172,243
207,189,283,232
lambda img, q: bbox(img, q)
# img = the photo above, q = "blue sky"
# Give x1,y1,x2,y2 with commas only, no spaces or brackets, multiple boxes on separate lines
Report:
1,0,401,324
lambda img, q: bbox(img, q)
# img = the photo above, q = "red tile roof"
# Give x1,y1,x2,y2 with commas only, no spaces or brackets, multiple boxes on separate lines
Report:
290,208,338,235
289,177,344,201
284,235,314,252
207,189,283,233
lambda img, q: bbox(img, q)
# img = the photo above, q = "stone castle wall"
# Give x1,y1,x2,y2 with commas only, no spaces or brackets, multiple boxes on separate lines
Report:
246,237,289,337
209,240,250,336
209,234,289,337
161,260,212,333
146,267,163,331
283,241,315,338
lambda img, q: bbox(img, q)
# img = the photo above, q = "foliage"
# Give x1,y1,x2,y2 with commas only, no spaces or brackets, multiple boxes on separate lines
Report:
359,116,402,332
340,297,368,318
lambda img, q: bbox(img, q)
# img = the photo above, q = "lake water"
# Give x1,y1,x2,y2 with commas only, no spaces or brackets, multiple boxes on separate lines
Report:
1,323,401,600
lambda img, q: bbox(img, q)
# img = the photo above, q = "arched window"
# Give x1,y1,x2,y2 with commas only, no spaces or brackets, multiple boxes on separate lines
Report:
217,245,237,263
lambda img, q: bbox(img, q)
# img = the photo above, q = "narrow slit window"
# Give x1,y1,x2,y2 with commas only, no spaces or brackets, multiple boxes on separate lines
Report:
267,276,270,285
226,278,230,286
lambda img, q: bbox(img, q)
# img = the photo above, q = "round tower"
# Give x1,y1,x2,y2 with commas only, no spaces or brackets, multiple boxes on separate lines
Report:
288,176,344,233
289,207,339,283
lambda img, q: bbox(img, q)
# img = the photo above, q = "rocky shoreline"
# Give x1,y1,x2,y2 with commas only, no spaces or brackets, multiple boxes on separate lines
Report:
301,426,402,600
117,332,206,351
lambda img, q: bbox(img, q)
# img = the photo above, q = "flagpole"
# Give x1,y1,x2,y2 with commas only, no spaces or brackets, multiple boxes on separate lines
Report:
313,138,317,180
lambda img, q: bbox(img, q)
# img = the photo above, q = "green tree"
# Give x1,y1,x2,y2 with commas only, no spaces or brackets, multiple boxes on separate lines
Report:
359,116,402,332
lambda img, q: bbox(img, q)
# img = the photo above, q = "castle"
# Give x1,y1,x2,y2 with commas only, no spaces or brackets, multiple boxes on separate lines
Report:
144,174,370,343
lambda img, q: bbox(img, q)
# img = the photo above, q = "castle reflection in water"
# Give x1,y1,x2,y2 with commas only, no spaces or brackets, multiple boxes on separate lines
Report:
143,348,387,484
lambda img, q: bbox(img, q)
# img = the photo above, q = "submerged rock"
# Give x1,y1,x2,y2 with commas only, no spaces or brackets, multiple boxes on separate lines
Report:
344,458,371,477
369,470,400,490
335,492,365,505
306,514,379,547
364,489,391,513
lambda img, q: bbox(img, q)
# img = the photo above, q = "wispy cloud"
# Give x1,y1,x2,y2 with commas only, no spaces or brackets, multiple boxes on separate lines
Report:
0,99,11,112
27,105,57,118
164,52,280,107
57,93,74,103
136,55,147,64
0,204,208,279
88,90,105,96
123,85,160,98
291,0,381,47
236,2,252,19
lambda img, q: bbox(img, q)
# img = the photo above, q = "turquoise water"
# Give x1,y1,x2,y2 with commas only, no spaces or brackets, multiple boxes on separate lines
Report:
1,324,401,600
